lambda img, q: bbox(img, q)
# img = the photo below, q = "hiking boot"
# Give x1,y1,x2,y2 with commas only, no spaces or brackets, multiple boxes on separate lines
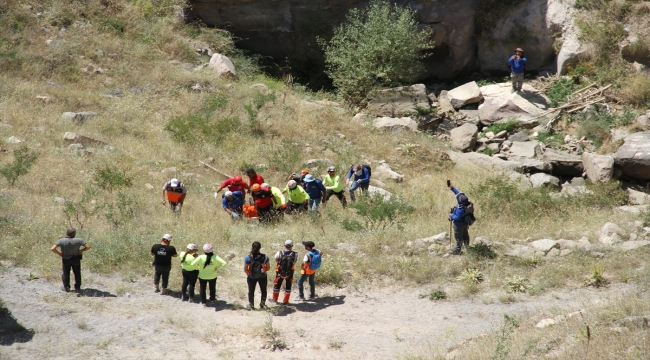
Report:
294,295,305,301
61,286,70,292
245,304,254,310
259,302,266,309
161,288,169,295
74,288,81,294
308,295,316,301
154,285,160,293
447,249,461,255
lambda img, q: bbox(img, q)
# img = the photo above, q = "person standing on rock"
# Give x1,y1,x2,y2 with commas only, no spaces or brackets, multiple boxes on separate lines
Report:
151,233,177,294
508,48,526,92
191,244,227,307
51,228,91,293
323,166,347,208
347,164,371,202
447,181,473,255
179,243,199,302
244,241,270,310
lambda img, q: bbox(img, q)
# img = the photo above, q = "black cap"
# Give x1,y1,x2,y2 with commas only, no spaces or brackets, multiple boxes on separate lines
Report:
302,241,315,248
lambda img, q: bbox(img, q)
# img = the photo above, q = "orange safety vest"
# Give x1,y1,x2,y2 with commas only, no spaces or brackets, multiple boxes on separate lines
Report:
166,186,185,202
242,204,258,218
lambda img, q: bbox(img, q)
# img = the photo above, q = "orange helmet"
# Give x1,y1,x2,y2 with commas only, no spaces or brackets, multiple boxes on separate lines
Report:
251,184,261,192
233,175,242,184
300,169,309,176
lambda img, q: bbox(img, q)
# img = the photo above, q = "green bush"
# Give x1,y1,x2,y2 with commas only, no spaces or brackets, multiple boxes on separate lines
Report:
342,192,415,231
93,165,134,193
319,0,434,104
573,107,638,148
466,242,497,260
104,192,135,228
547,77,575,107
429,289,447,300
0,146,38,186
480,119,520,137
244,92,276,134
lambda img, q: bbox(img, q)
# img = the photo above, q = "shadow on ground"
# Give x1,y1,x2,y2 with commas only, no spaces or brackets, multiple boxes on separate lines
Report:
0,303,34,346
291,295,346,313
77,288,117,298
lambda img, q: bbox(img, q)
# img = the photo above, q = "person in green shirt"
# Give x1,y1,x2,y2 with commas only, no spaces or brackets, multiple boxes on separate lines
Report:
323,166,347,208
191,244,227,306
179,243,199,302
282,180,309,214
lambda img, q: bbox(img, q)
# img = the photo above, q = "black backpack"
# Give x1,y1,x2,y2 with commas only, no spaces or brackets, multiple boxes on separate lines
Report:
350,165,372,177
278,251,295,278
464,202,476,226
250,254,267,279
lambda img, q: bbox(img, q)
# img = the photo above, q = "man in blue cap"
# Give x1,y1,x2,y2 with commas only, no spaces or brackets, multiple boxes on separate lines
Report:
302,174,327,212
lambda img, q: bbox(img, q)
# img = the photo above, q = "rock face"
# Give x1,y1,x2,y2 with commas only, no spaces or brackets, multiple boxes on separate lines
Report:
506,141,542,159
447,81,482,108
188,0,575,78
582,153,614,183
614,132,650,180
208,54,237,78
373,117,419,132
450,123,478,152
366,84,429,117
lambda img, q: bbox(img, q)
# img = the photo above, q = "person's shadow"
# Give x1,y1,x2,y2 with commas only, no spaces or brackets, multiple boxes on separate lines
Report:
291,295,346,313
0,307,34,346
77,288,117,298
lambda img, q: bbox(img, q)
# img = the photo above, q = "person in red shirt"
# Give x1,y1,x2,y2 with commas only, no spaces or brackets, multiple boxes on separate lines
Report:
246,169,265,190
215,175,249,195
250,183,275,223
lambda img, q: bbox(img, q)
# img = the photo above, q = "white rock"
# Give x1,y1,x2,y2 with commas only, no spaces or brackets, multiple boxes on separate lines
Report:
351,113,369,124
375,162,404,182
535,318,557,328
249,83,268,91
618,241,650,252
145,183,154,189
506,141,542,159
599,222,625,245
447,81,483,108
529,239,560,253
628,189,650,205
546,248,561,257
450,123,478,152
582,152,614,183
530,173,560,188
505,245,536,258
208,53,237,78
372,117,419,132
6,136,23,144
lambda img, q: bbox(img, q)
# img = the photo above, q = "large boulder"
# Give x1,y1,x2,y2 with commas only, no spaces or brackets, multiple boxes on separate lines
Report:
208,53,237,78
450,123,478,152
447,81,482,108
628,189,650,206
366,84,429,117
372,117,418,132
540,149,584,177
506,141,542,159
582,153,614,183
530,173,560,188
613,132,650,180
436,90,456,116
375,161,404,182
478,83,549,126
447,151,523,173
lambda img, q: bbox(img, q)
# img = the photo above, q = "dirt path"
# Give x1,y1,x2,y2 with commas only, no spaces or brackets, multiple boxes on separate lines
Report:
0,264,632,359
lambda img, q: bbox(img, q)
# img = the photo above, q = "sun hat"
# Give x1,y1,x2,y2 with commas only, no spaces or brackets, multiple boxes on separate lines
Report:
162,233,172,241
203,244,213,253
303,174,315,182
284,239,294,247
187,243,197,250
170,178,179,187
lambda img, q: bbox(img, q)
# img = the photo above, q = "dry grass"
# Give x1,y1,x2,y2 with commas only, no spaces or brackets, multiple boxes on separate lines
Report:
1,5,650,357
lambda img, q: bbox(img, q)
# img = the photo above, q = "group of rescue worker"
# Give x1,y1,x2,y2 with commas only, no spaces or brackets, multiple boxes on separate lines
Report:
161,165,372,222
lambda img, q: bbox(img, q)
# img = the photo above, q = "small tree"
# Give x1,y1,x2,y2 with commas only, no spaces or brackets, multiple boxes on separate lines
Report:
0,146,38,186
93,165,134,193
319,0,434,104
342,192,415,231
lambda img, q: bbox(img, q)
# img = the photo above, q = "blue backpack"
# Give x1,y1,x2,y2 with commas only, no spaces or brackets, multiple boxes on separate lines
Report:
308,250,322,270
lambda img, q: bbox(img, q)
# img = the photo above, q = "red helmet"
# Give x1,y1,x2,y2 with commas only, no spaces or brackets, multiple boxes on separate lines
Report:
251,184,261,192
233,175,242,184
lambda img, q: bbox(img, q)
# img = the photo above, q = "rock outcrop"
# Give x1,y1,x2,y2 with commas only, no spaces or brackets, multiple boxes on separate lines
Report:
450,123,478,152
366,84,429,117
614,132,650,180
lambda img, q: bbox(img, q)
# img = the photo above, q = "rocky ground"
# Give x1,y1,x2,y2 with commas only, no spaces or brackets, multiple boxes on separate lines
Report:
0,263,635,359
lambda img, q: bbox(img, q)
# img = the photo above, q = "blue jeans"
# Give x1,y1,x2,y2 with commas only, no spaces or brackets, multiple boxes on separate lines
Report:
349,181,369,201
308,198,321,212
298,273,315,297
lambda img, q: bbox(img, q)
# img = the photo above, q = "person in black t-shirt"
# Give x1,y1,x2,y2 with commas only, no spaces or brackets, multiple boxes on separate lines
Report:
150,233,178,294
